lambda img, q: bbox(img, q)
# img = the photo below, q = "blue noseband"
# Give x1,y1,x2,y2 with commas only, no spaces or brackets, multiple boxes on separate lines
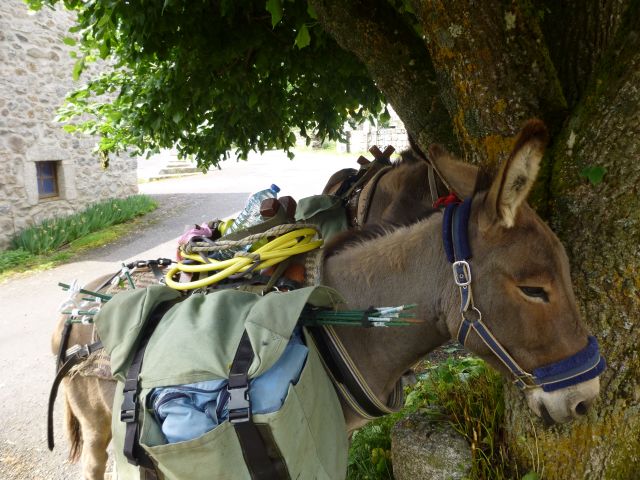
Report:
443,199,606,391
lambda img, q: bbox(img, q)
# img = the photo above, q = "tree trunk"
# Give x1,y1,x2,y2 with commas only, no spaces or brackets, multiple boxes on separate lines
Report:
504,6,640,478
412,0,567,166
540,0,629,108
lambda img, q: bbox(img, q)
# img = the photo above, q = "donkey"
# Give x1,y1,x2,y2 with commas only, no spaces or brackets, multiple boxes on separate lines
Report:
322,120,602,429
52,119,603,479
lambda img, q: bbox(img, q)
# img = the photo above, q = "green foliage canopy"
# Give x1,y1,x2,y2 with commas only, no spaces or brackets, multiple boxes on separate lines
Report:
28,0,387,169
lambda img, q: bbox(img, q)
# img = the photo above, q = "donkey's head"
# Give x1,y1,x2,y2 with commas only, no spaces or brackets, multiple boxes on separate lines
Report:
430,120,604,424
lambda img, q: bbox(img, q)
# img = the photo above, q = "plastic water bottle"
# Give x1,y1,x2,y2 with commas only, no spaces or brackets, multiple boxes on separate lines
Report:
214,184,280,260
225,184,280,235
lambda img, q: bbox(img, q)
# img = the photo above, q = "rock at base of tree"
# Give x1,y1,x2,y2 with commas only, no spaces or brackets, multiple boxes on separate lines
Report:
391,413,472,480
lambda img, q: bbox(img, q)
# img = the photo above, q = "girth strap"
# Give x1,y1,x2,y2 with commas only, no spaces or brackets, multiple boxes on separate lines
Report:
227,330,285,480
47,340,104,451
356,166,392,226
307,326,403,420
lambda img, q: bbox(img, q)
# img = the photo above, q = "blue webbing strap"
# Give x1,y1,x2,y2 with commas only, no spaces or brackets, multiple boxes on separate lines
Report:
460,318,534,389
442,203,456,263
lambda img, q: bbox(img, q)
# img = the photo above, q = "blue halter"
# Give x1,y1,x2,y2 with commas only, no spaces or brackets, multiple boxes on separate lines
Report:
442,199,606,392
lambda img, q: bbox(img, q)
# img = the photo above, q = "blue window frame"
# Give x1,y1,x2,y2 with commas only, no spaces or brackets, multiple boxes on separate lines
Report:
36,161,59,199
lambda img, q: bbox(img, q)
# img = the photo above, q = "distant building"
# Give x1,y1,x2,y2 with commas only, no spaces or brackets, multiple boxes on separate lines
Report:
0,1,137,249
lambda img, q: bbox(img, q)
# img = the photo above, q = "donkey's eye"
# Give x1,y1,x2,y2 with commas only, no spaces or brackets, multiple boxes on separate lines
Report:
519,286,549,302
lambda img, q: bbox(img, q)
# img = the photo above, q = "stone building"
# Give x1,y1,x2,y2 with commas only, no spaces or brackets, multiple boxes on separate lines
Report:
342,107,410,153
0,1,137,250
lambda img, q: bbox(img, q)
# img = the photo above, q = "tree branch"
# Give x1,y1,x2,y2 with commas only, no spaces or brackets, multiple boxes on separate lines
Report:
310,0,459,154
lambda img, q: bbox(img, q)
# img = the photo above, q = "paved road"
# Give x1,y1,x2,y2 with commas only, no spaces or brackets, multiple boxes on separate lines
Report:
0,150,351,479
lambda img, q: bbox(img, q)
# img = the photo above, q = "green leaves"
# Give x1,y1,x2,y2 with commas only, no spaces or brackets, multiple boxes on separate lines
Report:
265,0,283,27
27,0,385,170
294,24,311,49
71,56,85,81
580,165,606,185
62,36,77,46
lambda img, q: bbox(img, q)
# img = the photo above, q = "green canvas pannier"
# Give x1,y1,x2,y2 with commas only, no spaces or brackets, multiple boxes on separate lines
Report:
95,284,349,480
295,194,349,242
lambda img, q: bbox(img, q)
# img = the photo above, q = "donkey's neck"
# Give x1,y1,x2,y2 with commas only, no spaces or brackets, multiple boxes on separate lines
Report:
321,215,455,426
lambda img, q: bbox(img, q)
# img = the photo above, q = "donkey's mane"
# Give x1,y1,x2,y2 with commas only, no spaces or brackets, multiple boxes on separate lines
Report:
394,148,424,166
323,223,402,259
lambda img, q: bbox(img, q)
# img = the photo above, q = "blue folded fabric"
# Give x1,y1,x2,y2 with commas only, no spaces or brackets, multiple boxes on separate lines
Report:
150,329,308,444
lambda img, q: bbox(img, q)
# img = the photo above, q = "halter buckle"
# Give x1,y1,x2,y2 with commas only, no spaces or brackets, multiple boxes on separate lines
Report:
452,260,472,287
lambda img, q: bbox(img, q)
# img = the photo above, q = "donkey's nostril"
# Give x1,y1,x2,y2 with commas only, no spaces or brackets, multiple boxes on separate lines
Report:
574,401,589,416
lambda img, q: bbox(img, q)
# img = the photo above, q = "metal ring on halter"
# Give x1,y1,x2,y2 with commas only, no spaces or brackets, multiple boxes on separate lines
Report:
462,306,481,323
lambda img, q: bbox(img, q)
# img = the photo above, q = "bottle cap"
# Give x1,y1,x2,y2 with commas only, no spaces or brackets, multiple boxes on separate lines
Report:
270,184,281,193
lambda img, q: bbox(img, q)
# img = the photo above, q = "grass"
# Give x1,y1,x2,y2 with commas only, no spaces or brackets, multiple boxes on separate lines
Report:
10,195,157,255
0,195,157,281
347,356,510,480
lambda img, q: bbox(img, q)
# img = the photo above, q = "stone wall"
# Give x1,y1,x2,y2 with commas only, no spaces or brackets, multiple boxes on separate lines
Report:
343,108,410,153
0,1,137,250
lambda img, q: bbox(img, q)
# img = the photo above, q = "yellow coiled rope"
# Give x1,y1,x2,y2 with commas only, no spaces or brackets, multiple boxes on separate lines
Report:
165,227,323,291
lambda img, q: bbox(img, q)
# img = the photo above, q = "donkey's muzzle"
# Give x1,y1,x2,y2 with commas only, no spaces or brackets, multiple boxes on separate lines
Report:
526,376,600,424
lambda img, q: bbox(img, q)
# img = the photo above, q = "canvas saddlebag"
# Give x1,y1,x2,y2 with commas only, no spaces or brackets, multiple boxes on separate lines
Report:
95,285,349,480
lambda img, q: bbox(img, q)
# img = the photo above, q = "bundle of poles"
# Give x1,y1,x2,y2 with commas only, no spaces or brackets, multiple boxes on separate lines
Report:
58,281,420,328
299,304,421,327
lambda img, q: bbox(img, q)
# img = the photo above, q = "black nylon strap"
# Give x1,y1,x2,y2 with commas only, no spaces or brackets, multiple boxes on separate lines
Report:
47,341,103,451
55,322,73,372
121,300,178,475
228,331,284,480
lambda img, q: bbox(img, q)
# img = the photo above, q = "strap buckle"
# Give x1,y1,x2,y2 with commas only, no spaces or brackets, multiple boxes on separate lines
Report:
452,260,472,287
513,372,537,390
227,385,251,424
120,390,138,423
65,343,90,360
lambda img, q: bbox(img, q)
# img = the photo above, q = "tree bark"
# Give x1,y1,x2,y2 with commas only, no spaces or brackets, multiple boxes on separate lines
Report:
540,0,629,108
310,0,460,154
412,0,567,167
504,5,640,478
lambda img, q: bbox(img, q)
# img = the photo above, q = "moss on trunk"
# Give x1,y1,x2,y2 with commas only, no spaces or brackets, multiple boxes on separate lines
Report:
412,0,567,166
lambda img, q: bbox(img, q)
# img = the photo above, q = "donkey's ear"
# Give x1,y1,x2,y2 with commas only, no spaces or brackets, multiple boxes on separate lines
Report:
427,144,478,198
483,119,549,228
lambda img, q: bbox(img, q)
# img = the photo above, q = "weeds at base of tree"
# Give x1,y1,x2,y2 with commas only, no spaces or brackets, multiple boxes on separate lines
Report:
347,356,512,480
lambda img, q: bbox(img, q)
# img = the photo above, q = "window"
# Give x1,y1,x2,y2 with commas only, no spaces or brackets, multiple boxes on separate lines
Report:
36,161,59,199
